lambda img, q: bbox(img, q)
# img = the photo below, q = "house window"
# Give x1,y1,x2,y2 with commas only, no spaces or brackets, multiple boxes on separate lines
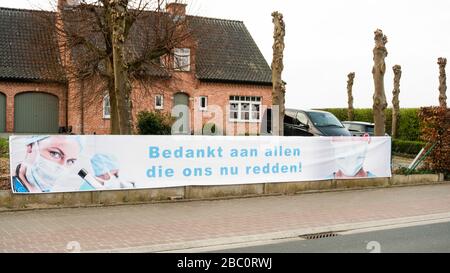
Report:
199,96,207,111
229,96,261,122
103,95,110,119
174,48,190,71
155,95,164,109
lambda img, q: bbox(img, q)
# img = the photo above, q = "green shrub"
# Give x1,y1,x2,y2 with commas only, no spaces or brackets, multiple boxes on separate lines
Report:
0,138,8,158
319,108,420,141
202,123,217,135
392,139,426,155
136,111,174,135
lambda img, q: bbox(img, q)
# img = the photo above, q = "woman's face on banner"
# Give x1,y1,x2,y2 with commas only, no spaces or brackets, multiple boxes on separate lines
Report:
331,138,369,176
29,136,81,168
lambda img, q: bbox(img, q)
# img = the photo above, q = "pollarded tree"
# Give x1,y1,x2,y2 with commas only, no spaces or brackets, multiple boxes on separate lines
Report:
372,29,388,136
438,57,447,108
271,11,286,136
391,65,402,138
347,72,355,121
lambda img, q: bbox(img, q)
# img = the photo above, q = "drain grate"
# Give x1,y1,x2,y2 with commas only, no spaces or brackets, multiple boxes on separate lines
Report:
299,232,339,240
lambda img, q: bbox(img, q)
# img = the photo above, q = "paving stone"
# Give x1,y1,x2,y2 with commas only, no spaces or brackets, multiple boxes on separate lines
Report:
0,184,449,252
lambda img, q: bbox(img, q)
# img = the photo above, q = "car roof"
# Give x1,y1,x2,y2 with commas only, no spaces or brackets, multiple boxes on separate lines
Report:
286,108,331,114
342,121,374,126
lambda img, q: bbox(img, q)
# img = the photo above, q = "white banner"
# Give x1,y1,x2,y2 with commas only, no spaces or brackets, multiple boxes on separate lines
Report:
9,135,391,194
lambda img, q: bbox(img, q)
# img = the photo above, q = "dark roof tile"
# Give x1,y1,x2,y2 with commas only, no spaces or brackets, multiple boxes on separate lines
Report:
189,16,272,84
0,7,66,82
0,7,271,85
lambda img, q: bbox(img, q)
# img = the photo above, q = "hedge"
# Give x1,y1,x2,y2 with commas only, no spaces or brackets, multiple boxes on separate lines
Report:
319,108,420,141
392,139,426,155
0,138,8,158
397,108,421,141
419,107,450,173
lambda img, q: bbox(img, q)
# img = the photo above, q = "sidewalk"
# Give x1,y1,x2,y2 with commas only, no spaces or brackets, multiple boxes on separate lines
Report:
1,183,450,252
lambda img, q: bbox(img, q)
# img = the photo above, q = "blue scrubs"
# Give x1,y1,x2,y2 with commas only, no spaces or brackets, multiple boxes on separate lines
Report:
12,176,29,193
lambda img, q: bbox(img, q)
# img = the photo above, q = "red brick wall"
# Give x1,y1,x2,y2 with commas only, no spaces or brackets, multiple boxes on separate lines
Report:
50,12,273,135
0,81,67,133
66,77,111,135
194,82,272,135
72,73,272,135
0,77,271,135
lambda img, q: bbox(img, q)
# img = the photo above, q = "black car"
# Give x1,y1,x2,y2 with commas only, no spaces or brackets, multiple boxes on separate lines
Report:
261,108,351,136
342,121,375,136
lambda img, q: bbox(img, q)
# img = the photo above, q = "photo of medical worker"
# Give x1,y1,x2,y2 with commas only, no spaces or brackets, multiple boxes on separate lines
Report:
10,134,390,194
79,153,135,190
11,136,136,193
12,135,83,193
329,134,375,179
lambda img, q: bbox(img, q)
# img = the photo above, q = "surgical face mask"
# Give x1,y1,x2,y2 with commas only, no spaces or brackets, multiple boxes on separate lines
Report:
96,172,121,190
26,142,70,192
333,142,368,177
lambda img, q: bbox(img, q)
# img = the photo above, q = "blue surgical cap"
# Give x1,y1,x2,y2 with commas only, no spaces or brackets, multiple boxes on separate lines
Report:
24,136,49,145
90,153,120,177
25,135,84,152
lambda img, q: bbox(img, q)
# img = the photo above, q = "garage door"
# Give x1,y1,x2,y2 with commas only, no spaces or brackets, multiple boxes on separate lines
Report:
14,92,59,133
0,92,5,132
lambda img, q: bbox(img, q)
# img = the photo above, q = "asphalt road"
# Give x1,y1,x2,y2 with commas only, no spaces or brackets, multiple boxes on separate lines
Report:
212,221,450,253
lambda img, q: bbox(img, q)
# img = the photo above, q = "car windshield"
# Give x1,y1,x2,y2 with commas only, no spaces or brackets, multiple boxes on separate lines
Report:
366,126,374,133
307,112,344,127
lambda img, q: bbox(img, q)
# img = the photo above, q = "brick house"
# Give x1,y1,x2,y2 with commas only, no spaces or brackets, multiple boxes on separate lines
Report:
0,2,272,135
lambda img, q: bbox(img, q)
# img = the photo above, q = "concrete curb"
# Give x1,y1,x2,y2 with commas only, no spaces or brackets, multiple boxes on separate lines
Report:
89,212,450,253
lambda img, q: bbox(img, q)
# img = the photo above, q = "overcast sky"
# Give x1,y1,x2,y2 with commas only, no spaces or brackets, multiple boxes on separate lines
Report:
3,0,450,109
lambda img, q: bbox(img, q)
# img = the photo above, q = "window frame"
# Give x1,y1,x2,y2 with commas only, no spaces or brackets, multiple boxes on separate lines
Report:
229,96,262,123
103,94,111,119
155,94,164,110
199,96,208,111
174,48,190,71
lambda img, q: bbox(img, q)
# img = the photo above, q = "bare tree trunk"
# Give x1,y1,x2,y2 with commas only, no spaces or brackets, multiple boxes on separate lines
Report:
438,57,447,108
391,65,402,138
347,72,355,121
104,3,120,135
271,11,286,136
111,0,132,134
108,72,120,134
372,29,388,136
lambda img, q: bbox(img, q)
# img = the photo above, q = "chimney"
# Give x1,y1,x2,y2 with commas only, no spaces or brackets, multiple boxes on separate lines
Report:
166,2,187,16
58,0,81,10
